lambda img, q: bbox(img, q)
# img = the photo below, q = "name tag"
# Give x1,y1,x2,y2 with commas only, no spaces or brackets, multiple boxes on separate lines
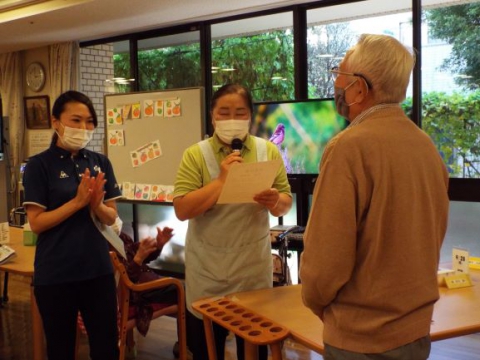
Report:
444,273,472,289
469,256,480,270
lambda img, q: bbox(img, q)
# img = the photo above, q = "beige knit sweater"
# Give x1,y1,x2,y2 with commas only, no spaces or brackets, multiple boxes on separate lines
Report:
300,106,449,353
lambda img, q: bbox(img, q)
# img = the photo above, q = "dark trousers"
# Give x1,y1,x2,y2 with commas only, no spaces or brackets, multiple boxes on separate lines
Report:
324,335,431,360
34,274,119,360
187,309,268,360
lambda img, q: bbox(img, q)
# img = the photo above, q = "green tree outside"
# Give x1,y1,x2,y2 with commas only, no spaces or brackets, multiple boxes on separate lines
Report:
211,31,295,102
425,3,480,90
403,90,480,178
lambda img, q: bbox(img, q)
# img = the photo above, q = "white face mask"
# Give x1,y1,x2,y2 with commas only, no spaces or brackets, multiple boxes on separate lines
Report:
214,119,250,144
57,123,94,151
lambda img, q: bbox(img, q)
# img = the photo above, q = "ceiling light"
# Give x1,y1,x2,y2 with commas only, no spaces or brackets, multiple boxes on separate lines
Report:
105,78,135,84
220,67,236,72
0,0,94,24
0,0,38,11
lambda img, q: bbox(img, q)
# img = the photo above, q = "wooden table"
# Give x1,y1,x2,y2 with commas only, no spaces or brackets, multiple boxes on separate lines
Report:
0,227,44,360
225,269,480,355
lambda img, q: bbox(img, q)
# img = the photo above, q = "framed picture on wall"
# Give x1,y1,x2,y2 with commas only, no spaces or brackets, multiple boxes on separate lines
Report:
24,95,51,129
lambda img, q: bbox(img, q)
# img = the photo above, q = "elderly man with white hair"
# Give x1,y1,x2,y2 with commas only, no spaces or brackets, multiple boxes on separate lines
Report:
300,34,450,360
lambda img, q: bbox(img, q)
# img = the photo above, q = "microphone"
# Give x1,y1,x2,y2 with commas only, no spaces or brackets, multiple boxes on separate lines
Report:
231,138,243,153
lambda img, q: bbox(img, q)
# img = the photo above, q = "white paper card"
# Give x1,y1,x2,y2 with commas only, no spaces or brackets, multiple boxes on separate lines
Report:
91,212,126,259
452,247,469,274
217,159,282,204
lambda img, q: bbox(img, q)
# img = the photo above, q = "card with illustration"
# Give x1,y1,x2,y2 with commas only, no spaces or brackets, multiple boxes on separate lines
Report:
130,141,159,167
151,140,162,159
144,100,154,117
131,102,141,119
106,107,122,126
137,148,150,166
122,104,132,120
107,129,125,146
135,184,152,201
133,184,142,200
122,182,135,199
155,100,164,117
130,150,140,168
150,184,167,201
165,98,182,117
165,185,174,202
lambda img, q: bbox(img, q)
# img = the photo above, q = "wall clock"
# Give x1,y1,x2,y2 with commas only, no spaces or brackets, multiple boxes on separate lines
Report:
26,62,46,92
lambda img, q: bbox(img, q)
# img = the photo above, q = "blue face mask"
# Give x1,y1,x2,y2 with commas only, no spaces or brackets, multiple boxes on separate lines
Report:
334,79,359,121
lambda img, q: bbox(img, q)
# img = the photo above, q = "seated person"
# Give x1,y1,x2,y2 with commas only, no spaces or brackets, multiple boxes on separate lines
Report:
110,217,178,336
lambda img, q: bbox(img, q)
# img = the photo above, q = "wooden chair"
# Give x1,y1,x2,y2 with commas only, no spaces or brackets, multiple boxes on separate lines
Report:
109,251,187,360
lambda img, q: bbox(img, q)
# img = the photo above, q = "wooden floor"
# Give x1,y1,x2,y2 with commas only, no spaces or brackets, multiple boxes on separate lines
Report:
1,273,480,360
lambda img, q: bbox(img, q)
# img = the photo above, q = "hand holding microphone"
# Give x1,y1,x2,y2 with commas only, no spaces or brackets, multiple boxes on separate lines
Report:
219,138,244,181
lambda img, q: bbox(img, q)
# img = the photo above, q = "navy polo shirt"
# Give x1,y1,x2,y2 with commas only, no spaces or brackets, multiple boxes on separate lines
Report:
23,144,122,286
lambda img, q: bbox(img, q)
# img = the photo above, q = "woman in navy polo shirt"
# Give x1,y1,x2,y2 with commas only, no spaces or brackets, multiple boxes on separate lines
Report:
23,91,122,360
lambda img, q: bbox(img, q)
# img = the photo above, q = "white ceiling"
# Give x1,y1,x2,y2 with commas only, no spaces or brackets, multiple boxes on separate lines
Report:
0,0,327,54
0,0,465,55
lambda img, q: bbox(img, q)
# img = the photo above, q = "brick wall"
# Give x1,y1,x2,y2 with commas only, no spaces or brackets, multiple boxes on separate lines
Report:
79,43,115,154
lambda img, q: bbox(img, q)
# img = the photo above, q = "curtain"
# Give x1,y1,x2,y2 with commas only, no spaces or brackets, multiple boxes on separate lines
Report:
48,41,80,101
0,52,24,208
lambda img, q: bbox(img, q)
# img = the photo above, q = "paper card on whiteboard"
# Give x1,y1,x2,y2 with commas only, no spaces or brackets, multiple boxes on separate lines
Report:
217,159,282,204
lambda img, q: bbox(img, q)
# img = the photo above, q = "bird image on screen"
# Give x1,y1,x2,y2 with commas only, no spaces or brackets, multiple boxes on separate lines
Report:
252,99,347,175
269,123,285,146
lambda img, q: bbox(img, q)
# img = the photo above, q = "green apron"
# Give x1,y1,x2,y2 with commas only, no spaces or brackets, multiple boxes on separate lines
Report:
186,138,273,317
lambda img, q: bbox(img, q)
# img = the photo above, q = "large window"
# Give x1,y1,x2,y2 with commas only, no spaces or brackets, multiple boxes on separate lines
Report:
137,31,201,91
441,201,480,263
211,12,295,102
111,40,132,93
81,1,480,265
307,1,413,99
422,1,480,179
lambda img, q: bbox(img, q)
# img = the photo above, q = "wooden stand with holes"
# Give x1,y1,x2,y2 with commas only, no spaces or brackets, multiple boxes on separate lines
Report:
193,297,290,360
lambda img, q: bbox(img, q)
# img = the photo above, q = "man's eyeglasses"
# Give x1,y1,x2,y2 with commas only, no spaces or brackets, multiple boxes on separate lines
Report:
330,66,373,89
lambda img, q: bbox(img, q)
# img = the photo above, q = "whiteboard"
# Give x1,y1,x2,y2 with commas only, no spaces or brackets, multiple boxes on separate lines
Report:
104,87,205,187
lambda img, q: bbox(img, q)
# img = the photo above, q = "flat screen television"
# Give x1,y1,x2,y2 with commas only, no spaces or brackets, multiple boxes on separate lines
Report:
252,99,347,175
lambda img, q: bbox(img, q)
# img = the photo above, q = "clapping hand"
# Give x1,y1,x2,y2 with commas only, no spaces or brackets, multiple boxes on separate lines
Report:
89,171,106,210
135,237,158,264
74,168,107,210
75,168,95,208
133,227,174,265
155,226,174,248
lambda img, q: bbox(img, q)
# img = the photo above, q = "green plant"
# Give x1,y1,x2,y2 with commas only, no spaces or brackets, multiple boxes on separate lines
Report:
402,90,480,178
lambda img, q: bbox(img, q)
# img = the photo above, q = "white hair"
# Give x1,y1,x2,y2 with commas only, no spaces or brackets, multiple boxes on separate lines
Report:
343,34,416,103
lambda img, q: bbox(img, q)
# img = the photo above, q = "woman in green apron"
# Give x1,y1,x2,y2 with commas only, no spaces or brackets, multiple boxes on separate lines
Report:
173,84,292,360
